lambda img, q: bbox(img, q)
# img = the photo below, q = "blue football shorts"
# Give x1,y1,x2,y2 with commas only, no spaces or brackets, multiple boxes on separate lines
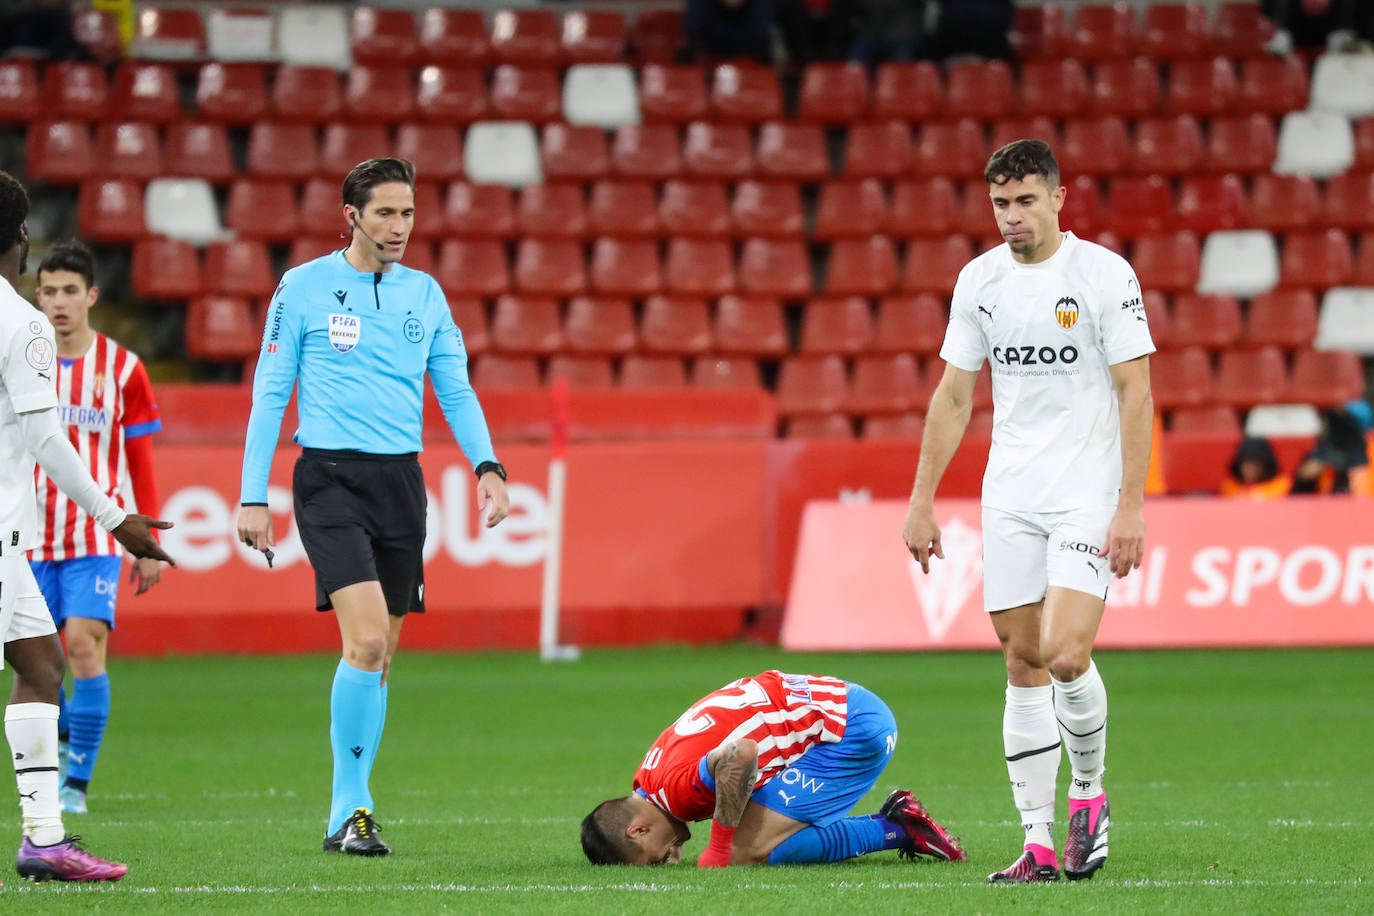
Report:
751,683,898,827
30,555,122,630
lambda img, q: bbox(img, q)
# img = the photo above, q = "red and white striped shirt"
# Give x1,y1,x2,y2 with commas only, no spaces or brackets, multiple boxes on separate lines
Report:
633,670,849,823
33,333,161,560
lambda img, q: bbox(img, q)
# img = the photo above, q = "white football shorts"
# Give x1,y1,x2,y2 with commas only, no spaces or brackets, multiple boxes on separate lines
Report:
980,504,1117,613
0,553,58,667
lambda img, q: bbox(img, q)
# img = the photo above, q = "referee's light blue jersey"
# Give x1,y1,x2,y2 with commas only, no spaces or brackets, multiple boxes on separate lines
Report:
239,251,497,504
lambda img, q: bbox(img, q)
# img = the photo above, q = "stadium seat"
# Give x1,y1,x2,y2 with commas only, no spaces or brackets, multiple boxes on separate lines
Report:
953,180,1001,242
590,179,661,237
924,360,992,410
516,183,588,239
1059,175,1105,238
543,124,609,180
611,124,683,180
1210,3,1276,57
1274,111,1354,178
26,121,93,185
659,180,729,237
415,66,488,123
1009,3,1066,59
799,297,873,354
464,121,543,186
443,182,515,238
132,236,202,301
863,412,925,440
1150,346,1213,409
1089,58,1160,118
589,238,662,296
513,239,586,296
0,60,39,124
627,9,683,63
710,62,781,123
489,9,562,66
1310,52,1374,119
491,293,563,354
1141,2,1209,59
1175,175,1248,235
563,296,637,355
1244,404,1321,439
1280,229,1352,290
797,63,870,123
640,295,712,355
1133,231,1201,293
872,294,946,355
402,239,436,275
77,178,148,243
1212,347,1288,408
739,238,811,298
1321,172,1374,231
889,177,959,238
205,8,273,63
1017,59,1089,120
871,62,943,121
784,413,854,439
713,295,786,355
1171,292,1242,349
449,298,489,355
562,10,626,63
1204,114,1277,175
563,64,639,128
277,5,350,69
351,6,420,67
732,180,804,237
1248,174,1321,233
1165,57,1237,117
164,122,234,183
842,121,912,179
1058,117,1131,178
471,354,540,388
825,237,896,296
226,178,299,243
776,355,848,416
1355,117,1374,172
286,237,343,269
320,123,391,179
131,7,206,61
900,236,971,295
988,117,1061,156
1243,289,1319,349
813,180,889,239
436,239,509,297
1066,3,1139,61
1131,115,1203,176
145,178,225,246
203,240,275,299
690,354,762,388
620,355,687,388
945,61,1013,122
755,122,827,181
271,66,343,123
42,62,108,121
683,122,756,180
1197,229,1279,297
912,119,986,179
185,295,259,362
299,178,345,235
393,123,464,182
1237,56,1308,115
1357,232,1374,284
344,66,415,123
72,9,122,63
1106,176,1173,239
195,64,268,125
638,63,708,123
847,352,923,414
489,65,561,123
1141,290,1175,349
1171,404,1241,436
1315,287,1374,353
109,63,180,124
418,8,489,66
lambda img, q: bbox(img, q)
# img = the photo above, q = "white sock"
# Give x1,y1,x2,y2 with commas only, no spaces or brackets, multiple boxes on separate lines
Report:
1004,683,1060,849
1053,660,1108,799
6,703,64,846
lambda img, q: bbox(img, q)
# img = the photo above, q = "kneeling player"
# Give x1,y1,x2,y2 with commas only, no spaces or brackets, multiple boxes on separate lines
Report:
581,670,967,867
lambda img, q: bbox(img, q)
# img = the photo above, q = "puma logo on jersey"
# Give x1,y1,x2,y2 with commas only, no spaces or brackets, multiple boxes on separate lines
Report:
977,305,997,322
68,751,88,765
776,790,795,806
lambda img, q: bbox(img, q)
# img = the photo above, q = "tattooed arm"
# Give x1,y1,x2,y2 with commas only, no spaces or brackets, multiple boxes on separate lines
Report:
697,738,759,867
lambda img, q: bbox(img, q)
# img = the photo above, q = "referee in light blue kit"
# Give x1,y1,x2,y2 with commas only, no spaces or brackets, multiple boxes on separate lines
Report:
235,158,509,857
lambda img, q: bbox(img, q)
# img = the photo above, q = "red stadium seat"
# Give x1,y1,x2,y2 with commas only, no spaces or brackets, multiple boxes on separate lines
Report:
491,293,563,354
872,294,946,355
620,355,687,388
739,238,811,298
1066,3,1139,61
1237,56,1308,115
1210,3,1276,58
682,122,755,180
26,121,92,185
799,296,873,354
1010,4,1067,59
0,60,40,124
543,124,609,180
226,178,299,243
732,180,804,237
415,66,488,124
471,354,540,389
1018,59,1089,120
611,124,683,180
564,295,636,355
797,63,870,124
514,239,586,296
912,119,986,179
72,9,122,63
562,10,627,63
953,179,1000,242
1141,290,1175,349
1171,292,1242,349
1322,172,1374,231
450,298,489,355
436,239,509,298
299,178,344,234
489,9,562,66
1165,57,1237,117
418,8,489,66
989,117,1061,156
842,121,912,179
1106,176,1173,239
77,178,148,242
516,183,587,239
395,123,464,182
710,62,782,123
1280,229,1352,290
945,61,1013,122
320,123,390,178
195,64,269,125
94,122,162,181
713,295,786,356
755,122,827,181
847,353,923,414
640,295,712,355
1059,116,1130,178
1355,118,1374,173
42,62,108,121
110,63,180,123
185,295,259,362
1243,289,1319,349
402,239,435,274
628,9,684,63
1132,231,1201,293
889,177,959,238
1356,231,1374,284
1287,349,1365,406
1059,175,1105,238
132,237,202,301
1212,347,1288,408
776,355,849,416
863,412,926,440
871,62,943,121
1150,346,1213,409
1131,115,1203,176
271,66,342,123
590,179,661,237
1090,58,1160,118
1141,3,1209,59
900,236,971,295
1169,405,1241,436
824,237,896,296
351,6,420,66
814,179,889,239
344,66,415,123
164,122,234,182
203,240,275,298
489,65,561,123
419,183,458,240
1175,175,1248,234
1249,174,1321,232
589,238,662,297
286,237,343,269
660,180,730,238
691,354,762,389
784,413,854,439
638,63,708,123
1204,114,1277,174
444,182,514,238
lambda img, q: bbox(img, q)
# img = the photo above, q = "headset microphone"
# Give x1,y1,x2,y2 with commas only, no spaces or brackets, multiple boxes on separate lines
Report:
351,219,385,252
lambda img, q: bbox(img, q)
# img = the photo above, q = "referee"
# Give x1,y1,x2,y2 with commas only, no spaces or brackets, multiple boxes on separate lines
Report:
236,158,509,857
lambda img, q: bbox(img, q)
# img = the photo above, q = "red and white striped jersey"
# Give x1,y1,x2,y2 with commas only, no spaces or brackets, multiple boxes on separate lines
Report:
633,670,849,823
33,333,161,560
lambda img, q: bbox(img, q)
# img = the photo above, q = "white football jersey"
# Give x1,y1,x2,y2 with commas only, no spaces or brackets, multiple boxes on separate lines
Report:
940,232,1155,513
0,276,58,553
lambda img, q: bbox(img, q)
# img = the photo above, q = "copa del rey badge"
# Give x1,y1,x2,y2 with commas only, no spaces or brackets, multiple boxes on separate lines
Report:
328,313,361,353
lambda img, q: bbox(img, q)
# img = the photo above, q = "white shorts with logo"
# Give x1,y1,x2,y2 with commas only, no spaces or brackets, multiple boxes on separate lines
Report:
0,553,59,667
981,504,1116,613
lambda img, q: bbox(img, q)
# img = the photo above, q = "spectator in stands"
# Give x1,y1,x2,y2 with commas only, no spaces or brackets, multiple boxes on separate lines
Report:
918,0,1014,61
1290,405,1371,495
1220,436,1292,500
837,0,927,64
776,0,851,65
1263,0,1374,53
0,0,86,59
681,0,776,63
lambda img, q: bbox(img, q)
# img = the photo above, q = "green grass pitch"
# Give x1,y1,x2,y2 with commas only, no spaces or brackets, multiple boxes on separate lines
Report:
4,645,1370,914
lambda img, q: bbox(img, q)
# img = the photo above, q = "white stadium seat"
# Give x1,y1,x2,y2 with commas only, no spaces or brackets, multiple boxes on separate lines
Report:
464,121,543,186
1273,111,1354,178
563,64,640,128
1245,404,1323,438
207,9,276,63
277,5,350,69
1309,52,1374,118
144,178,227,245
1197,230,1280,298
1314,287,1374,354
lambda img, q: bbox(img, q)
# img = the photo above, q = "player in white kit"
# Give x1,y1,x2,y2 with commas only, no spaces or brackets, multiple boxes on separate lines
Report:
901,141,1155,883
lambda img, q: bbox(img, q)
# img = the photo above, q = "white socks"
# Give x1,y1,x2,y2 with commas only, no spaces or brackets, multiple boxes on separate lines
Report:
1003,683,1060,849
6,703,64,846
1052,660,1108,799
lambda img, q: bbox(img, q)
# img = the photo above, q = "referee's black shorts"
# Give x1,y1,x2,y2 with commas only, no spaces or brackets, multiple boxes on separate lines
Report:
292,447,427,616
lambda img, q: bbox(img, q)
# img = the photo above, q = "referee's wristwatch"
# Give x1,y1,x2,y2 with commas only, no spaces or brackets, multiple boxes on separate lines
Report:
475,460,507,482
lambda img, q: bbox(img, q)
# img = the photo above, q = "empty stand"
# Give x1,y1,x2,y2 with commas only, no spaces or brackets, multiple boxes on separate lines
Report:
755,123,828,181
589,238,662,297
1059,116,1130,177
513,239,586,296
271,65,343,123
799,297,873,355
871,62,943,120
418,8,489,66
1010,3,1066,59
1132,231,1201,293
1244,404,1320,438
683,122,757,180
464,121,543,186
690,355,762,388
185,295,259,362
206,9,274,63
543,124,609,180
1243,289,1319,349
1175,175,1248,234
43,62,108,121
784,414,854,439
449,299,489,355
1210,3,1276,57
164,122,234,182
739,238,811,298
320,123,391,178
847,353,923,414
611,124,683,180
563,64,639,128
195,63,268,124
1166,57,1237,117
989,117,1061,156
226,178,299,243
350,6,420,67
1315,288,1374,354
436,239,509,297
620,355,687,388
1171,292,1242,350
1212,347,1288,409
1141,2,1209,59
889,177,959,238
710,62,782,123
131,7,206,61
78,178,148,242
1066,3,1139,61
1204,114,1277,174
132,236,202,301
639,64,708,123
1059,175,1104,238
713,295,786,356
203,240,276,299
491,293,563,354
547,354,615,387
627,9,683,64
444,182,515,238
1017,59,1088,120
489,9,562,66
562,10,627,64
1142,290,1175,349
1090,58,1160,118
517,183,587,239
1310,52,1374,119
863,412,925,440
472,354,540,388
1131,114,1203,175
590,179,661,237
1237,56,1308,114
563,296,636,355
945,61,1013,122
0,60,39,124
344,66,416,123
1171,404,1241,436
776,355,848,416
827,237,898,296
1106,176,1173,239
1274,111,1354,178
872,294,946,355
277,5,351,69
1280,229,1352,290
640,295,712,355
798,63,870,123
145,178,224,245
489,65,561,123
660,180,729,237
1197,229,1279,297
1150,346,1213,409
900,236,971,295
26,121,93,185
394,123,464,181
912,119,986,179
732,180,804,238
1249,174,1320,232
415,66,488,123
814,180,889,239
109,63,180,123
1322,172,1374,231
842,121,912,179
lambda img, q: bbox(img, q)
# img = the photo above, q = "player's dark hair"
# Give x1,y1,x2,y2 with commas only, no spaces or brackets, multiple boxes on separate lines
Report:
0,169,30,255
984,139,1061,190
581,798,636,865
37,239,97,289
341,158,416,212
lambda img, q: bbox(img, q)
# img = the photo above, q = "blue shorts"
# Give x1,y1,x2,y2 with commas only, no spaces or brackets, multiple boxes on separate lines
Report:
30,556,122,630
751,683,898,827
